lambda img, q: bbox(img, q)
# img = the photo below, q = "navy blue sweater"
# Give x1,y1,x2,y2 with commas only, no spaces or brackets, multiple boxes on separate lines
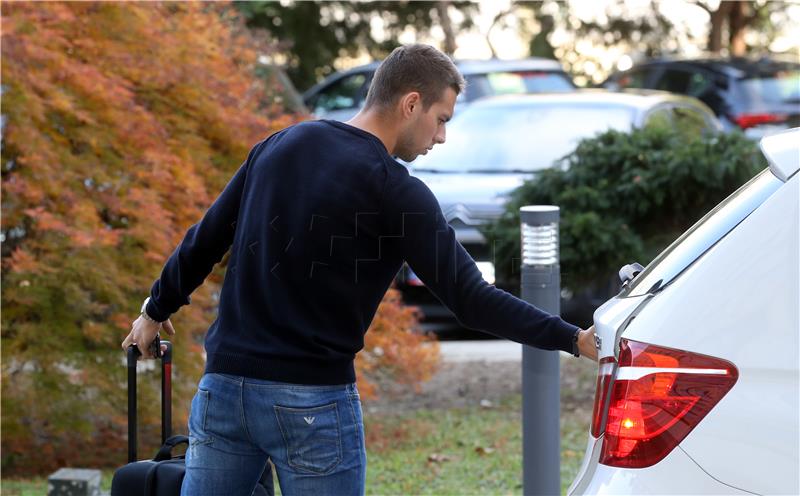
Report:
147,120,579,385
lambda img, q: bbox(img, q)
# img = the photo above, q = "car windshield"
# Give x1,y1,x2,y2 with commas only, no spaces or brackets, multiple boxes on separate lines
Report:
737,70,800,106
622,168,782,297
411,103,636,172
460,71,574,103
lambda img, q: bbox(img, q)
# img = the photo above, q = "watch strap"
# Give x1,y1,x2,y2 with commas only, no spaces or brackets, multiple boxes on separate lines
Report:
571,328,581,358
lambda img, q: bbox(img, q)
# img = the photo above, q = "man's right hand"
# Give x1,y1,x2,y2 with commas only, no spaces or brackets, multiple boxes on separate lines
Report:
121,315,175,359
578,326,598,361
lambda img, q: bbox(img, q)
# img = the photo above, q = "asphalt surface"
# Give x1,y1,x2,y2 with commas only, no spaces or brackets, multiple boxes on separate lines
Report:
438,339,521,363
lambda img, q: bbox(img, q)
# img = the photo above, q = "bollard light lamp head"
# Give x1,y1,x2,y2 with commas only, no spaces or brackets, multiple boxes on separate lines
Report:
520,206,559,267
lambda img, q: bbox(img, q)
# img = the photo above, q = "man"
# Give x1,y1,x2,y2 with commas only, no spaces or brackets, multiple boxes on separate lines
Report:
122,44,597,495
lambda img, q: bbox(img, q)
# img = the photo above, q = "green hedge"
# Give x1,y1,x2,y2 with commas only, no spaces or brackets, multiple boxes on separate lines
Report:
483,126,767,290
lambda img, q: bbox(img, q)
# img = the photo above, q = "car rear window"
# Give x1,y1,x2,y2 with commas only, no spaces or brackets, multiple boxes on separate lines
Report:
736,70,800,106
622,168,782,297
489,71,574,93
464,71,574,102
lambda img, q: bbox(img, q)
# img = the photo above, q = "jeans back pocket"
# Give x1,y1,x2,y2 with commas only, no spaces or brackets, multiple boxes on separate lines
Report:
274,402,343,475
188,388,213,445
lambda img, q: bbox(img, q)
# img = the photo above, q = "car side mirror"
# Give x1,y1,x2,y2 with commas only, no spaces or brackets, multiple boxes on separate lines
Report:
619,262,644,288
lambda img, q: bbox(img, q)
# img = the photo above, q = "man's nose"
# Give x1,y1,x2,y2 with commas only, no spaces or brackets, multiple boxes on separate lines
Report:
434,127,446,145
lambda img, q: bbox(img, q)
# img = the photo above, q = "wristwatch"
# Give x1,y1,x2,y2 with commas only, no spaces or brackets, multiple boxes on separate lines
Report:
571,328,581,358
140,297,163,324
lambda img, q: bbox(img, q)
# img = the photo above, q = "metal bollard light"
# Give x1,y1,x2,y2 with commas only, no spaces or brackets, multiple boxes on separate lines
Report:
520,206,561,496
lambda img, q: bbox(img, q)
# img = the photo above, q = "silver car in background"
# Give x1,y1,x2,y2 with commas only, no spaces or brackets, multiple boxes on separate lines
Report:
401,89,722,334
303,57,576,122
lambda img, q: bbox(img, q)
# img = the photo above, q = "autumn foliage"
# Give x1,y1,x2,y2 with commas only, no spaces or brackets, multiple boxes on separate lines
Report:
1,1,438,476
357,288,440,400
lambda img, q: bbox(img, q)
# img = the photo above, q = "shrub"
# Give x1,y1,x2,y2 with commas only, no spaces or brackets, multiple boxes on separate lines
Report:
484,125,767,292
358,288,440,400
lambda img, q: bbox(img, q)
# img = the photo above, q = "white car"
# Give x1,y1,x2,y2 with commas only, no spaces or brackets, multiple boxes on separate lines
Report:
569,127,799,495
403,90,721,333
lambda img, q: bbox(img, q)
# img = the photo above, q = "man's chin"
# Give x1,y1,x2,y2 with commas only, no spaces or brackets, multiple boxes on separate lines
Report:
396,152,418,162
408,149,427,161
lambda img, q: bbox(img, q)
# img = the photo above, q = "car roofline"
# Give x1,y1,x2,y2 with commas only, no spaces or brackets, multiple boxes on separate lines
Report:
303,57,570,100
301,61,381,100
467,89,712,111
608,56,800,81
456,57,566,74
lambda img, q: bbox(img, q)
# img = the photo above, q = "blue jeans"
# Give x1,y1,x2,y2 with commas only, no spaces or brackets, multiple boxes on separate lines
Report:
181,373,366,496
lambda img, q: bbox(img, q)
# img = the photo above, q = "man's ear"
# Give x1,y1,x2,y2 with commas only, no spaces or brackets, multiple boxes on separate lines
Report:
399,91,421,118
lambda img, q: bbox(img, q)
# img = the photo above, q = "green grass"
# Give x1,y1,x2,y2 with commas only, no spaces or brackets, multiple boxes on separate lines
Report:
1,397,591,496
2,472,115,496
2,360,596,496
362,394,592,495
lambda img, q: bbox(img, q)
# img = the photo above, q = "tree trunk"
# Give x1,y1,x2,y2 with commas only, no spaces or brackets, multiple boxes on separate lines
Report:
436,1,457,56
708,1,731,54
728,1,749,56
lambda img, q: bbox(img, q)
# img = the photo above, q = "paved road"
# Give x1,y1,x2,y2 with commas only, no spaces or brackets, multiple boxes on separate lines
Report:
439,340,522,363
438,340,576,363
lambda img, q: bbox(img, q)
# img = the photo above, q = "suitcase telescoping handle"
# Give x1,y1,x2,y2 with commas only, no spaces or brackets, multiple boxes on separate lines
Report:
126,338,173,463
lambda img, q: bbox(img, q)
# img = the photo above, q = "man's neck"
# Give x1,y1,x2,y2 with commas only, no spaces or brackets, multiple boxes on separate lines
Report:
345,109,398,156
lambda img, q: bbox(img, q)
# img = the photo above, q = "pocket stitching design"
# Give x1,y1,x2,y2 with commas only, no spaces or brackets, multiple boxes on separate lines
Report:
274,402,343,475
198,388,210,432
191,388,214,446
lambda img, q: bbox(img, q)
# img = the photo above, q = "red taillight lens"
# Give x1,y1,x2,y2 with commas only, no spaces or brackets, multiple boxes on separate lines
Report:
599,339,738,468
733,113,787,129
591,357,616,438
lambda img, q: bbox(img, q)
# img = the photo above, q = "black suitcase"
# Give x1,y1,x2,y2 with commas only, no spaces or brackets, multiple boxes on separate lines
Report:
111,340,274,496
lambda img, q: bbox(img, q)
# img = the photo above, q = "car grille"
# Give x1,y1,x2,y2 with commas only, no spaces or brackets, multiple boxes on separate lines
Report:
442,203,503,227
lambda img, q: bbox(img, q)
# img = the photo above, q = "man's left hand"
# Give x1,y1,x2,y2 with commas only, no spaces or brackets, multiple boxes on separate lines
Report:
578,326,598,361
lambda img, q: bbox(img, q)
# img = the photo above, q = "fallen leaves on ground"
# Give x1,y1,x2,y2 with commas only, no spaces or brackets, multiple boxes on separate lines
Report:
427,453,452,463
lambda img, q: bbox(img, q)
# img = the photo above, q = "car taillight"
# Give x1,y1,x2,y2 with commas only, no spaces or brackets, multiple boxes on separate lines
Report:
591,357,616,438
599,339,738,468
733,113,787,129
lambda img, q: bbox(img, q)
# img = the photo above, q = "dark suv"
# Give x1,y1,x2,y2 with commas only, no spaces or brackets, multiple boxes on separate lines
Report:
603,57,800,139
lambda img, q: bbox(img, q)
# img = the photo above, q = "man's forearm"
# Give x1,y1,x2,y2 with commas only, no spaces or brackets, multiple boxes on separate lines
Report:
147,160,251,321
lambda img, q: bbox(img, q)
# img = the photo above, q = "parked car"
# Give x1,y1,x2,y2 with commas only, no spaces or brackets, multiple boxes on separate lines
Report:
401,89,721,333
603,57,800,139
568,127,799,495
302,57,575,122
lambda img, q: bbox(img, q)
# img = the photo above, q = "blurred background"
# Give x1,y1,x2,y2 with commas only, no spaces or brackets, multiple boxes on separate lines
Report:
1,0,798,487
237,0,800,90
